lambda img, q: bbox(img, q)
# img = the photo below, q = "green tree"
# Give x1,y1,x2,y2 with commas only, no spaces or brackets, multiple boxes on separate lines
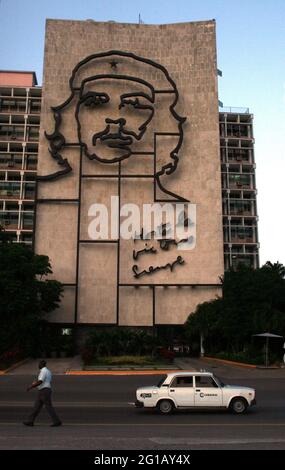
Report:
185,262,285,357
0,229,63,356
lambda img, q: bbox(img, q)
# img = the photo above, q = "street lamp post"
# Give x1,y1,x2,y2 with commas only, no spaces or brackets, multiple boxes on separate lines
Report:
200,332,205,357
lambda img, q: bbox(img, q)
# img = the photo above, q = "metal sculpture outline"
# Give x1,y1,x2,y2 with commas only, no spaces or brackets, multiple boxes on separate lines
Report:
38,50,187,203
36,50,222,326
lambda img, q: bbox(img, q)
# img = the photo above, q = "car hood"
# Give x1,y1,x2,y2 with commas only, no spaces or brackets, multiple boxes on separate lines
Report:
137,386,159,392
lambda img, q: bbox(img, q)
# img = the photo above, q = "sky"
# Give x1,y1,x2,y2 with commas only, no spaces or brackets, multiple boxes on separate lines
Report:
0,0,284,266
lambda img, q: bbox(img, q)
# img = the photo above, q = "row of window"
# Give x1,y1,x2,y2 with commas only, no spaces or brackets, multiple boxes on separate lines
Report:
222,167,254,175
220,123,253,139
0,140,38,149
220,139,253,149
0,86,41,97
0,97,41,114
224,254,259,270
0,182,35,199
223,201,256,216
0,202,34,211
0,154,37,170
168,376,218,388
221,148,253,162
0,125,39,141
0,232,33,244
0,173,36,182
219,113,252,124
224,245,259,254
223,227,257,243
0,115,40,125
0,211,34,228
223,218,257,227
222,174,255,189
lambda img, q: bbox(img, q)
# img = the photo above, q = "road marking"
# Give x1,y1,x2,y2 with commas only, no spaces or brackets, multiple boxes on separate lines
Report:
151,437,285,445
0,401,132,408
1,422,285,427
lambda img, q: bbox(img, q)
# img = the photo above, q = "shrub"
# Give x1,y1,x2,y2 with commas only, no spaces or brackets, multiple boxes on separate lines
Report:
83,327,162,360
157,347,175,362
0,346,23,368
80,346,96,364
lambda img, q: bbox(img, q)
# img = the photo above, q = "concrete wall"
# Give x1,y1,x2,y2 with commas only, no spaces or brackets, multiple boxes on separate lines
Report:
35,19,223,326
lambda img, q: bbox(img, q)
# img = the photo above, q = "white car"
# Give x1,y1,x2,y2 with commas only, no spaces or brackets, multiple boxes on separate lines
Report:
135,371,256,414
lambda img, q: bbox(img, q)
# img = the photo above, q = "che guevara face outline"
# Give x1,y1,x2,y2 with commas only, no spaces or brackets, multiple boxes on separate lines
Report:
75,76,155,164
41,50,188,205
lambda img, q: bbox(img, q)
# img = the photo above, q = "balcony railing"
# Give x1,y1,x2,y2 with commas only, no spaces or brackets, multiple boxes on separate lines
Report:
219,106,250,114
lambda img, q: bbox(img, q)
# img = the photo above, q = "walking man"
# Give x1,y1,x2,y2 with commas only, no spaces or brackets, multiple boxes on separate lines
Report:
23,360,62,427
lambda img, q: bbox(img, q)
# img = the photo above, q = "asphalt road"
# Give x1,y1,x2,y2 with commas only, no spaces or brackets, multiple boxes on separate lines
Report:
0,371,285,450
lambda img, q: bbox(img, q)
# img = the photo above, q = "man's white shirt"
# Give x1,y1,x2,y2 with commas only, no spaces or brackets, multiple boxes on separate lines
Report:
37,367,52,389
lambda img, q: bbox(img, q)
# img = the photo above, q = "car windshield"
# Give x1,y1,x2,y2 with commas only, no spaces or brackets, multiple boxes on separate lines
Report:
213,375,225,387
157,375,167,387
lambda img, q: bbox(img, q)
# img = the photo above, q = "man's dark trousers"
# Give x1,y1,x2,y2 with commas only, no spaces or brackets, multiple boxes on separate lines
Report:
28,388,61,424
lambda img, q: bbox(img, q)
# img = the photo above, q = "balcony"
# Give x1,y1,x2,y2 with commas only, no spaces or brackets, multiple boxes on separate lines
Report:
227,174,253,190
0,154,23,170
28,99,41,114
227,200,255,216
228,149,251,163
0,211,19,230
220,122,253,139
230,226,256,244
27,126,39,142
219,107,250,114
0,182,21,200
23,182,36,200
0,125,25,142
22,213,34,230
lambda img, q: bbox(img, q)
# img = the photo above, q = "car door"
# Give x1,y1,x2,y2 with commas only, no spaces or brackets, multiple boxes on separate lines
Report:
168,376,195,407
194,375,223,407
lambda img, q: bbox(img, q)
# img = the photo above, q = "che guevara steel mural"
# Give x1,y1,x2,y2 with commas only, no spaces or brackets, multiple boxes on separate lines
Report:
38,51,197,324
38,50,187,202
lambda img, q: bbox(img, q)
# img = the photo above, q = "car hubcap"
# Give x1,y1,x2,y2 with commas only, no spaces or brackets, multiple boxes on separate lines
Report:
234,401,245,413
160,401,171,413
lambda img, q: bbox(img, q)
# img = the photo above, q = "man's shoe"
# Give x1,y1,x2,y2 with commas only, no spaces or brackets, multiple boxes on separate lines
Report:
50,421,62,427
23,422,34,426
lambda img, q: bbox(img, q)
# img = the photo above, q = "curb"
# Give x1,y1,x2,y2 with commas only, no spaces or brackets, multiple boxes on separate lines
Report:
0,358,30,375
66,369,191,376
203,356,257,369
83,366,179,372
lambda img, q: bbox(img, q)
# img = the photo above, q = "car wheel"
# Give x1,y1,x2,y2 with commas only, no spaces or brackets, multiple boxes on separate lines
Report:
158,400,174,415
230,397,248,414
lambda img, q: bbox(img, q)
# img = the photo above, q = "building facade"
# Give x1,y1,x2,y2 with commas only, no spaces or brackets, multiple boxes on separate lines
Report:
220,108,259,270
0,71,41,245
35,19,224,327
0,20,259,329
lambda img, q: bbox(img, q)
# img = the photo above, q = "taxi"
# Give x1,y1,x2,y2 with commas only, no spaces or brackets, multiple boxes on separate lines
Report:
135,371,256,414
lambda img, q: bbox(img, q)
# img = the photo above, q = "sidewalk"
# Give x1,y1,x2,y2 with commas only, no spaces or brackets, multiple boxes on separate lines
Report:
4,356,178,375
5,356,83,375
4,355,285,378
174,356,285,379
